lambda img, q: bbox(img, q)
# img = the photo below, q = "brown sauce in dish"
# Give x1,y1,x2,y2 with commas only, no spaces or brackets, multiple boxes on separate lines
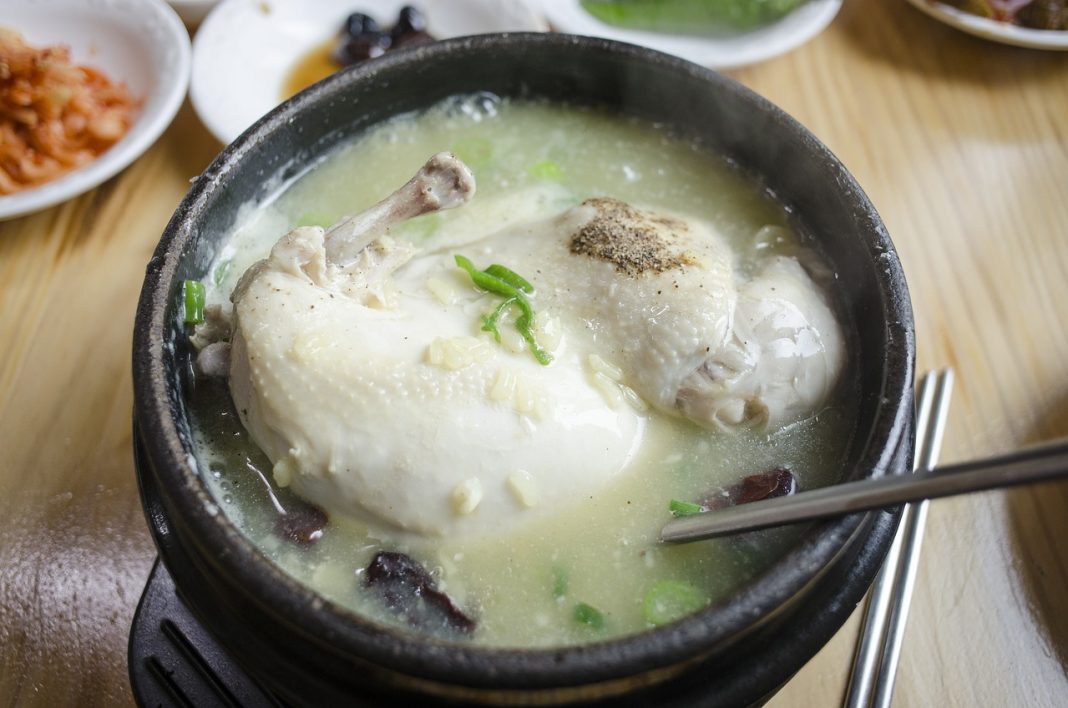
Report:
283,8,436,100
282,39,338,100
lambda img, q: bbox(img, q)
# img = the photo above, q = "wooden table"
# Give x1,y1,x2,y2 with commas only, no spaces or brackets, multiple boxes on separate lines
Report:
2,1,1066,704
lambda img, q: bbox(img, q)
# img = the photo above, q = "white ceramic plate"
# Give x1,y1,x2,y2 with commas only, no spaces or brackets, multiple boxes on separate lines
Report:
0,0,191,220
905,0,1068,49
540,0,842,69
191,0,549,145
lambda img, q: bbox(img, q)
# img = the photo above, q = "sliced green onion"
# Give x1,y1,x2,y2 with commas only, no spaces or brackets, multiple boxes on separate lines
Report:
529,160,564,181
212,259,232,287
454,255,517,298
643,580,706,626
481,296,516,343
573,602,605,629
516,312,553,366
669,499,704,517
184,279,205,325
454,254,552,366
552,566,569,600
451,136,492,168
483,264,534,293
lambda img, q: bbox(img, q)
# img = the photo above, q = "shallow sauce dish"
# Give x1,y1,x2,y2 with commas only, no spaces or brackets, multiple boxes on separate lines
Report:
191,0,547,145
0,0,190,220
133,34,914,705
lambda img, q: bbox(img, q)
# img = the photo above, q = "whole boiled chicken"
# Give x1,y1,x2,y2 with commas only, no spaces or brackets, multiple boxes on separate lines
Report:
200,153,845,538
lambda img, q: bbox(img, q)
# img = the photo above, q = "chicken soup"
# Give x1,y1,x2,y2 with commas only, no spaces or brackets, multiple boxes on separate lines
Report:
185,95,855,647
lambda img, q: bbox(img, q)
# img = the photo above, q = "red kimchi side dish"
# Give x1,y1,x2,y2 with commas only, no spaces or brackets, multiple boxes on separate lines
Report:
0,28,137,195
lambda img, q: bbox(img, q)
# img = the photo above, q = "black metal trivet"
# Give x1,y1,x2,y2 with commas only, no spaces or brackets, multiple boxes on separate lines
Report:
128,558,283,708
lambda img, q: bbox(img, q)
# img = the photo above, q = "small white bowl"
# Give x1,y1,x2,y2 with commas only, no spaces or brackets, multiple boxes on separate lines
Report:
0,0,191,221
540,0,842,70
191,0,548,145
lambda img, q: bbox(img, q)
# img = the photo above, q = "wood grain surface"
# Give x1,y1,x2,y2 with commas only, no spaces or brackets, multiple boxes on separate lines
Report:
1,0,1066,705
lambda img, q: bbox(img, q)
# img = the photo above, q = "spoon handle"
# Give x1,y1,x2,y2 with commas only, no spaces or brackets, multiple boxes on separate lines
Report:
660,437,1068,543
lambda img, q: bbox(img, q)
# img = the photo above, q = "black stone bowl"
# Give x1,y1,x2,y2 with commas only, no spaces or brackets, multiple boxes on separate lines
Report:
132,33,914,706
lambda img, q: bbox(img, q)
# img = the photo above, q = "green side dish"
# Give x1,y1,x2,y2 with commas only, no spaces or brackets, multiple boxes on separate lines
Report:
581,0,806,35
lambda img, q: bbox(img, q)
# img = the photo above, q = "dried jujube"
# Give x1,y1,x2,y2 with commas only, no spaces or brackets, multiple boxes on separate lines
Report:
362,551,476,636
700,467,798,510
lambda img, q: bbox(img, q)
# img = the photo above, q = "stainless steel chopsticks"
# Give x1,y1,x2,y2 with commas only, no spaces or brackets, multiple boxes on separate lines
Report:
660,407,1068,544
845,369,952,708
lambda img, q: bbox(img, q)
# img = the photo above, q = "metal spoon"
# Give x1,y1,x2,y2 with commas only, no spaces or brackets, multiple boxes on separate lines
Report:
660,436,1068,544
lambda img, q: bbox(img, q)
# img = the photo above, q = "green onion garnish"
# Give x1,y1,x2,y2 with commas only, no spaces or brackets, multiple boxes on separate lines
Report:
517,313,552,366
643,580,706,626
480,296,516,343
451,136,492,168
529,160,564,181
573,602,605,630
483,264,534,293
184,279,205,325
454,255,552,365
213,259,232,287
454,255,515,297
668,499,704,517
552,566,569,600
